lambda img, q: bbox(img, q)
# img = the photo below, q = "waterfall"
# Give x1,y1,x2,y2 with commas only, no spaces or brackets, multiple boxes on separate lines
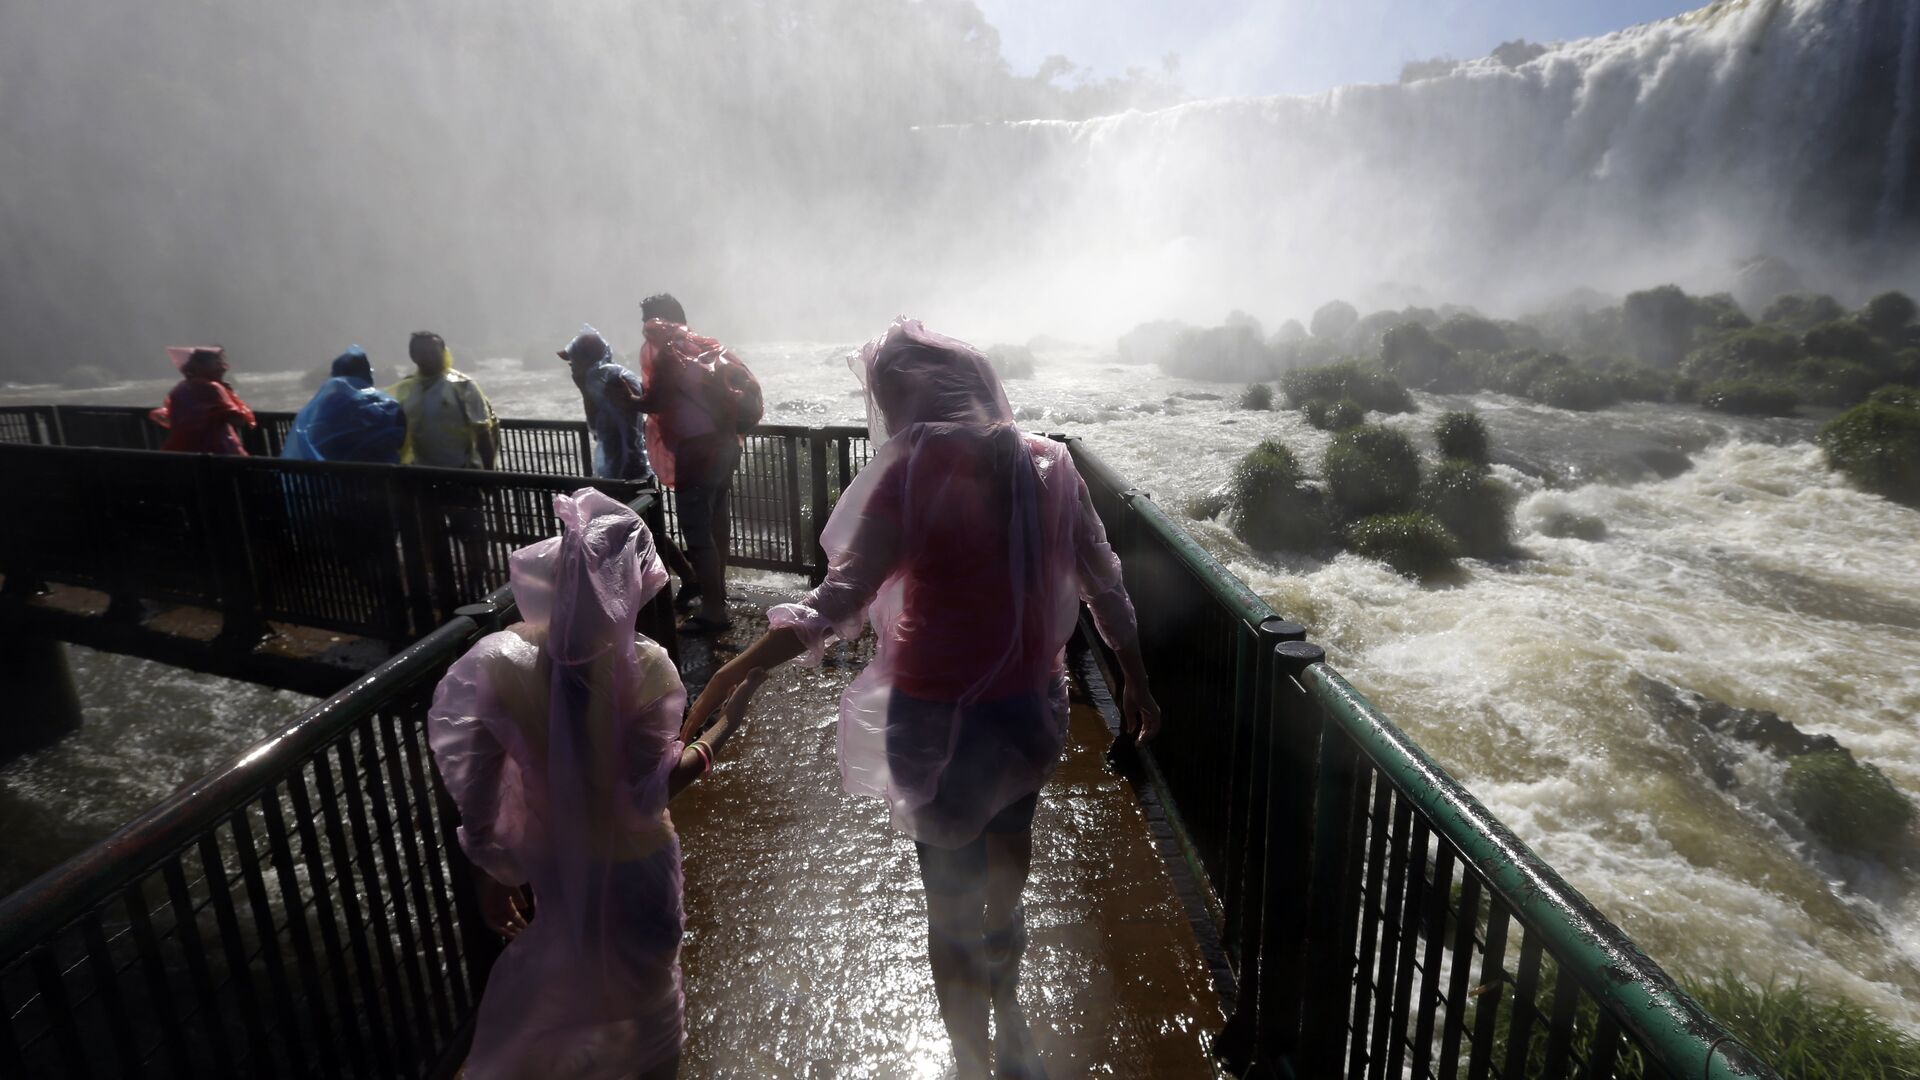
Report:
911,0,1920,334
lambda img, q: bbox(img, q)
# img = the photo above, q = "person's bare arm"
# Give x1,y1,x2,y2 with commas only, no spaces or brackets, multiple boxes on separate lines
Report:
679,630,805,741
668,669,769,796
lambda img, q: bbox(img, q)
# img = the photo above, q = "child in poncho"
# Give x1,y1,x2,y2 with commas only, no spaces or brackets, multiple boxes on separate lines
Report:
429,488,764,1080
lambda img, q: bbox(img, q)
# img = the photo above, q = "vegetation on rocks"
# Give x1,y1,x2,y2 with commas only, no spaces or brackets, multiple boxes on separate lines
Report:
1819,385,1920,506
1303,398,1365,431
1281,360,1415,415
1700,380,1798,417
1783,750,1916,856
1238,382,1273,410
1346,512,1459,579
1226,440,1334,554
1418,459,1512,557
1324,425,1421,519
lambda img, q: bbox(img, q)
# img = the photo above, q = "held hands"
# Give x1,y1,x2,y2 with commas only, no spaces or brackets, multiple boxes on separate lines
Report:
719,668,769,736
476,874,529,939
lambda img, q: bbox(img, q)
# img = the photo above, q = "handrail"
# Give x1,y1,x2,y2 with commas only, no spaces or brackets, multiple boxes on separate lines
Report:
0,598,500,964
1307,667,1773,1077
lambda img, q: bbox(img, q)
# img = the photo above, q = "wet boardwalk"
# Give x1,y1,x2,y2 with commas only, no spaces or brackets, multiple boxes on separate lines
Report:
669,593,1224,1077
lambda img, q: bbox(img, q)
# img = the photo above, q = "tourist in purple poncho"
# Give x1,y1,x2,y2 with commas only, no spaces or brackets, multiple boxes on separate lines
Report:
683,318,1162,1079
428,489,765,1080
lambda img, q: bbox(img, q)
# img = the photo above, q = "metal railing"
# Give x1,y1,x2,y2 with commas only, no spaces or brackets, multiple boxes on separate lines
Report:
1062,436,1777,1079
0,495,675,1078
0,408,1780,1077
0,406,875,582
0,444,645,645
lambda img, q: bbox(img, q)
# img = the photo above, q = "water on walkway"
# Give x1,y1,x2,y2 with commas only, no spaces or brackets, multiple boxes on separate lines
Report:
669,606,1221,1077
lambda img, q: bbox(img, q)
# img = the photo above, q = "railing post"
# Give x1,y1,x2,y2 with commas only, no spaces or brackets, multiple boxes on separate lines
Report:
206,456,268,650
1213,618,1305,1074
807,433,831,583
577,426,593,476
1248,640,1331,1073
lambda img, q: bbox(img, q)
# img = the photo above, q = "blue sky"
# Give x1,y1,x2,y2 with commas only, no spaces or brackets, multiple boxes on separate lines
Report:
973,0,1709,98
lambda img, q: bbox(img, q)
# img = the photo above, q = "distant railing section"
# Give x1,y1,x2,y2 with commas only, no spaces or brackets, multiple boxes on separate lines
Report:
1063,435,1777,1080
0,406,874,582
0,500,677,1078
0,444,646,644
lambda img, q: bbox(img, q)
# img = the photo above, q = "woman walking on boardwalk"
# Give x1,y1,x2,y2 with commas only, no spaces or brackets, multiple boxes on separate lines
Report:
428,489,765,1080
681,318,1161,1079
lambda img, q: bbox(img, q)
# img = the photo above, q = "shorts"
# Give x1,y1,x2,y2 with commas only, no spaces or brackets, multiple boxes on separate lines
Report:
887,692,1050,895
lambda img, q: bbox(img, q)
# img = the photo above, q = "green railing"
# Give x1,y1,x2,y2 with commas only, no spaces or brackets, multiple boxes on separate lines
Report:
0,494,675,1078
0,415,1782,1078
1061,435,1777,1079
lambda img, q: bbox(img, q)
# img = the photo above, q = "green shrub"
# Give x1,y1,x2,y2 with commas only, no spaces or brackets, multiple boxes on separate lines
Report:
1688,971,1920,1079
1802,320,1879,364
1819,389,1920,506
1783,750,1916,856
1472,965,1920,1080
1793,357,1881,407
1227,440,1335,553
1346,512,1459,579
1380,322,1462,390
1701,380,1798,416
1606,361,1675,402
1861,290,1918,338
1433,313,1512,353
1281,360,1415,415
1532,366,1621,411
1239,382,1274,410
1418,459,1513,557
1762,292,1847,333
1323,424,1422,519
1622,284,1705,368
1305,398,1366,431
1683,326,1804,382
1309,299,1360,341
1432,411,1490,466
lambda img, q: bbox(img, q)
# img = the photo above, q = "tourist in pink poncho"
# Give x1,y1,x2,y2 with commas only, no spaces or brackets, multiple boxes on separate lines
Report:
428,489,766,1080
150,345,255,454
683,318,1162,1079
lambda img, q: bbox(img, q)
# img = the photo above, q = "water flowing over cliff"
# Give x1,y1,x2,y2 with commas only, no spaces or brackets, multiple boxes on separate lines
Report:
912,0,1920,335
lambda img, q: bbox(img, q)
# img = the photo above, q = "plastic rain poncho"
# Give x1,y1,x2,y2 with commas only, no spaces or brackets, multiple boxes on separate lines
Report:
564,326,652,481
282,347,406,463
637,318,733,488
767,318,1139,848
151,346,255,455
428,489,689,1078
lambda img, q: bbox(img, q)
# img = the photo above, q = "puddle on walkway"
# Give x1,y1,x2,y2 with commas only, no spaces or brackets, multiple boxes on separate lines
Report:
671,617,1221,1077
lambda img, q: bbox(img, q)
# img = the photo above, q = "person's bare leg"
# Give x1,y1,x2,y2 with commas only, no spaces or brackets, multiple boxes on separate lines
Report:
985,831,1044,1078
925,888,991,1078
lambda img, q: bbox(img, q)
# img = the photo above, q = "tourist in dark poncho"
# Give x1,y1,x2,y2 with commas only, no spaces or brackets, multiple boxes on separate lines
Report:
681,318,1162,1079
151,345,255,455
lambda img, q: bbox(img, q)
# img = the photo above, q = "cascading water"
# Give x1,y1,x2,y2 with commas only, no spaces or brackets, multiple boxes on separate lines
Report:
911,0,1920,338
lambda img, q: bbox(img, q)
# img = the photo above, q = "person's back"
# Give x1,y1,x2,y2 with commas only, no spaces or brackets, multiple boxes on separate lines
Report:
560,327,651,482
152,346,254,455
284,346,405,464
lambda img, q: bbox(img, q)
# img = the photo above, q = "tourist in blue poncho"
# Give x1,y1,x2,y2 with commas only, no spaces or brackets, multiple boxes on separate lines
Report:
283,346,407,463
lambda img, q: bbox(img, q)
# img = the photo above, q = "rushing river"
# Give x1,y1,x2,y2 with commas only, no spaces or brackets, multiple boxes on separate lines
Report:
4,338,1917,1032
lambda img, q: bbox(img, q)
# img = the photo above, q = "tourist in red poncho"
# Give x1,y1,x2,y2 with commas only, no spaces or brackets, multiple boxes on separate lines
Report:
634,293,746,634
150,346,255,455
681,318,1162,1079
